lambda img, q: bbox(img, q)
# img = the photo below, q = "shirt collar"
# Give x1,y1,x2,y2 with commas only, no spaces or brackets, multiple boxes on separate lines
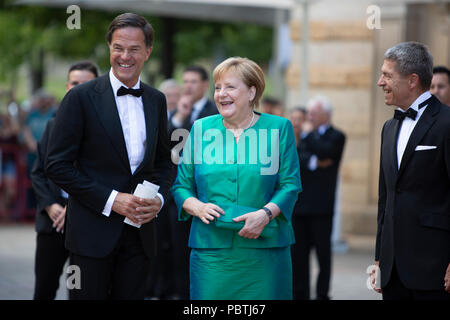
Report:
109,68,141,97
317,123,330,135
193,96,208,112
396,91,431,113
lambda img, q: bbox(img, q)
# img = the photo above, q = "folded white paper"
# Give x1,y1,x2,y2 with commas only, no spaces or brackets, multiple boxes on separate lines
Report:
124,180,160,228
415,145,437,151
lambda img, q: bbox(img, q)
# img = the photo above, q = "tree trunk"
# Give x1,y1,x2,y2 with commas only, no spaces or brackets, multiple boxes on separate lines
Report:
30,48,44,94
160,17,176,79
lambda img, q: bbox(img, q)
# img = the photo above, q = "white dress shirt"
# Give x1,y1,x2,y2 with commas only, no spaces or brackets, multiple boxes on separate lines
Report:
190,96,208,123
102,69,163,218
396,91,431,169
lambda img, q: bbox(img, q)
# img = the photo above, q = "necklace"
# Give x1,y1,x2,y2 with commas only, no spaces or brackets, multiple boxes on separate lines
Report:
223,111,255,133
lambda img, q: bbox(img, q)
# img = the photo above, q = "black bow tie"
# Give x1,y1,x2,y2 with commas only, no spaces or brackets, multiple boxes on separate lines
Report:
117,86,143,97
394,108,417,121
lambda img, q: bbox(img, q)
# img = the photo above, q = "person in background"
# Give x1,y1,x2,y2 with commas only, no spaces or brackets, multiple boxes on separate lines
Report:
430,66,450,106
31,61,98,300
168,65,217,133
259,96,284,117
22,89,57,218
289,107,307,145
171,57,301,299
291,96,346,300
0,97,20,221
159,79,181,118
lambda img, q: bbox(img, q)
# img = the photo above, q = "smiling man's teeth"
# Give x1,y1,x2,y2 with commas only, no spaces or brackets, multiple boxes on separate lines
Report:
119,64,131,68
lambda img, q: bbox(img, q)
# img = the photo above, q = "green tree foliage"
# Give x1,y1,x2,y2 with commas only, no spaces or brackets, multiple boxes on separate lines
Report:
0,1,272,90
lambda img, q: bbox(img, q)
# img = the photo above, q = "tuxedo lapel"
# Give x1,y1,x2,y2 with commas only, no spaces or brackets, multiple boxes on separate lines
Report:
397,98,439,178
90,74,131,173
383,119,400,180
134,84,158,176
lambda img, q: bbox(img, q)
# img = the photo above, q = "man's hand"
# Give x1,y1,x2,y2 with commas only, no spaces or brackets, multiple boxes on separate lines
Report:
370,261,382,293
302,121,314,134
233,210,270,239
318,158,333,168
173,95,193,124
444,263,450,293
52,206,66,233
46,203,65,223
112,192,159,225
135,197,163,224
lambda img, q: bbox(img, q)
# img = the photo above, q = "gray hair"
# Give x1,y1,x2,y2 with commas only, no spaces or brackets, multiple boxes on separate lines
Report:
307,95,333,115
159,78,180,93
384,41,433,90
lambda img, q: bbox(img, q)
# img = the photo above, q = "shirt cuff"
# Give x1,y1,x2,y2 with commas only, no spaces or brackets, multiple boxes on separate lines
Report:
156,193,164,214
102,190,118,217
308,155,318,171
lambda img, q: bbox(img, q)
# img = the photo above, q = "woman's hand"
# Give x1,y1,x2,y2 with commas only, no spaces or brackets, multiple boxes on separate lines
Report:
195,203,225,224
183,197,225,225
233,210,270,239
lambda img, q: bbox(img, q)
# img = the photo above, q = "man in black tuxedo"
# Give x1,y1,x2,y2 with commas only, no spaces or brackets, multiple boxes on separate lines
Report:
31,61,98,300
371,42,450,300
291,96,346,300
46,13,174,300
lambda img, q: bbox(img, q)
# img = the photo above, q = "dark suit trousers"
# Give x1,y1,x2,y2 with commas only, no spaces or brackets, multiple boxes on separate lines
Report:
69,224,150,300
383,263,450,300
34,231,69,300
291,214,333,300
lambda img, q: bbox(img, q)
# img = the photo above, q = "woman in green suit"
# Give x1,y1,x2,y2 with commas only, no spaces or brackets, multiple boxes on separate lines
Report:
171,57,302,300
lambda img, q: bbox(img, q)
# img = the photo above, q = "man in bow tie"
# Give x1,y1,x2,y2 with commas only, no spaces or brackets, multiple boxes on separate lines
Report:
372,42,450,300
46,13,174,299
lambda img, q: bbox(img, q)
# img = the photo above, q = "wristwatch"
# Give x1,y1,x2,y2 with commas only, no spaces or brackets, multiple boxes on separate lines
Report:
262,207,273,220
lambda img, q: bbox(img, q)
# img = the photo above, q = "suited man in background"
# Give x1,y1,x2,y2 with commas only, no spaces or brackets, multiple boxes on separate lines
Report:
291,96,346,300
31,61,98,300
46,13,173,299
372,42,450,300
168,65,217,134
430,66,450,107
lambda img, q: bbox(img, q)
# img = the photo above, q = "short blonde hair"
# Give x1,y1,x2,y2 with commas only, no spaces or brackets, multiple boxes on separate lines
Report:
213,57,265,109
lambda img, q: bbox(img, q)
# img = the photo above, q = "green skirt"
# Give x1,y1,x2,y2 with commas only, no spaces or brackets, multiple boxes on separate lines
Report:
190,246,292,300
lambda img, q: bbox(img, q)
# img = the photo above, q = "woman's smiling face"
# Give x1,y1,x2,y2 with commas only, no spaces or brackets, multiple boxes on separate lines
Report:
214,71,255,122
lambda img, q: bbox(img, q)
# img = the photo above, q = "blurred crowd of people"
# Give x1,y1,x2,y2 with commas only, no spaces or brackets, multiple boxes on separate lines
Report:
0,89,58,222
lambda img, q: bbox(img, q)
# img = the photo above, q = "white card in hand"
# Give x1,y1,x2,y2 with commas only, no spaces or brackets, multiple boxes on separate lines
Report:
124,180,160,228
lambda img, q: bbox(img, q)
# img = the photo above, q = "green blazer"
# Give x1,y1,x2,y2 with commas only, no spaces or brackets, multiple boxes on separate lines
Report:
171,112,302,248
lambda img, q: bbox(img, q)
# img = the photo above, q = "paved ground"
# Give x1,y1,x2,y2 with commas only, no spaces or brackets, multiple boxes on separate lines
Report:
0,224,381,300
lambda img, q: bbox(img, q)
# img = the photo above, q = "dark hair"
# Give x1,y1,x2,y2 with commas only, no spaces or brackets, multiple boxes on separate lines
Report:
68,61,99,78
261,96,282,106
184,65,209,81
291,106,307,116
433,66,450,84
106,13,154,48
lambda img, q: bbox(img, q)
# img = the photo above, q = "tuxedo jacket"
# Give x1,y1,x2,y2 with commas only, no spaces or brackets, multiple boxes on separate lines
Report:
31,119,67,234
45,74,174,259
293,126,346,216
376,95,450,290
